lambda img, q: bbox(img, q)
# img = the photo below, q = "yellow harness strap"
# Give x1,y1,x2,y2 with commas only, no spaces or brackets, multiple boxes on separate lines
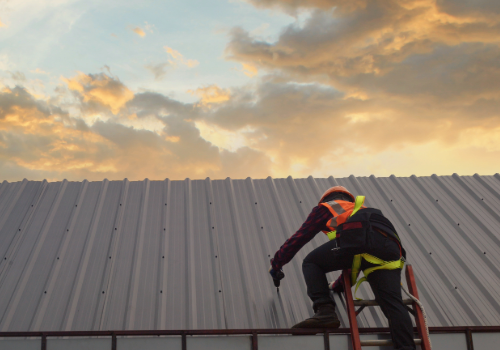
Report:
352,254,405,300
351,196,365,217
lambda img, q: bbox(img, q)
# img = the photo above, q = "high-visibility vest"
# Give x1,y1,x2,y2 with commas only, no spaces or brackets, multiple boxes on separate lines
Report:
321,196,405,300
319,196,367,241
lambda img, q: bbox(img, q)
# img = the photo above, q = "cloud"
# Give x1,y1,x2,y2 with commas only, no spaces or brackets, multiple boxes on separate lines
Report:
3,0,500,182
164,46,199,68
0,83,273,181
145,62,169,81
240,63,258,77
132,27,146,37
203,78,500,177
9,71,26,82
30,68,49,75
188,85,231,106
246,0,370,15
62,72,134,115
228,0,500,102
2,62,500,183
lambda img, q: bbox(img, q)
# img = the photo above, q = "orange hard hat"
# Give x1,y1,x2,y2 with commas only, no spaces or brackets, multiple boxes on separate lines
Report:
319,186,355,204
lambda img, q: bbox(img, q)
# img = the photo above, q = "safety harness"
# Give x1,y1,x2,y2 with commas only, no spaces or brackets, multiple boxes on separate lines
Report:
327,196,405,300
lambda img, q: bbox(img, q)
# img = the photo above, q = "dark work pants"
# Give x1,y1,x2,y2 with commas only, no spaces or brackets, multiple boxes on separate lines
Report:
302,233,416,350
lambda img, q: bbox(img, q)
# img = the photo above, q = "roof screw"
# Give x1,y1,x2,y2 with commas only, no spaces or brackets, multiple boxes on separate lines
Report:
120,204,122,206
31,205,33,207
3,257,6,260
67,229,69,231
219,290,221,293
484,252,486,254
115,228,117,230
102,291,105,294
457,223,460,226
164,228,166,231
390,200,393,202
212,227,214,229
408,224,411,226
455,287,458,289
165,203,167,206
299,201,302,203
261,227,263,229
268,254,270,257
109,256,111,259
436,199,438,202
162,256,164,258
429,252,432,255
57,257,59,260
255,202,257,205
75,205,77,207
210,202,212,205
44,291,47,294
215,255,217,258
160,290,162,293
19,229,21,231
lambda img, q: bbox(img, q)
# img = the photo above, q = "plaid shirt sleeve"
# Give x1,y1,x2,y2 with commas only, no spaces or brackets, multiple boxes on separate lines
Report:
271,205,332,270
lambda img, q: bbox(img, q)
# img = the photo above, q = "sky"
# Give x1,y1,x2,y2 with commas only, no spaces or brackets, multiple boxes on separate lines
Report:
1,0,499,182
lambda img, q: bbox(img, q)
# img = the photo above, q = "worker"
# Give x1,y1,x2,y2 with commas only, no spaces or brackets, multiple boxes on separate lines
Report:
269,186,416,350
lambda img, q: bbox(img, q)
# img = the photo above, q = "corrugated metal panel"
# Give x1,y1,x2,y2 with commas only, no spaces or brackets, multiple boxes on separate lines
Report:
0,174,499,331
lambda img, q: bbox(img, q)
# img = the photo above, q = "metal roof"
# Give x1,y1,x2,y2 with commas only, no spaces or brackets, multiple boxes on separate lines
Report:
0,174,499,332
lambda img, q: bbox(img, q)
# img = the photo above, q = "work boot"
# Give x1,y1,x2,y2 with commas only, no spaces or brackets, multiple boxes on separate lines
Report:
291,303,340,329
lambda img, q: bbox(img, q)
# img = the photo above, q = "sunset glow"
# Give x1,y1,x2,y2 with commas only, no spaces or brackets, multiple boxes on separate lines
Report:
1,0,499,181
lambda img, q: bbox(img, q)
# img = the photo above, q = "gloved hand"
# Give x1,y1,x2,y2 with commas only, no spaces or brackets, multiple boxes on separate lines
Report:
269,259,285,288
329,275,344,293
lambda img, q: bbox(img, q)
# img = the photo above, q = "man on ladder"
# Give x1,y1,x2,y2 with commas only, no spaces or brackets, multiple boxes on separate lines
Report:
269,186,416,350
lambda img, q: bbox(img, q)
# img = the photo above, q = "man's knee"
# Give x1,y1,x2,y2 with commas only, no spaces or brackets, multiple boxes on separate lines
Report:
302,253,314,272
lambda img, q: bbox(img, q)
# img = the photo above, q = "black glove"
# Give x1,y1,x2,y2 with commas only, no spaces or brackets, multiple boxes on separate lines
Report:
269,259,285,287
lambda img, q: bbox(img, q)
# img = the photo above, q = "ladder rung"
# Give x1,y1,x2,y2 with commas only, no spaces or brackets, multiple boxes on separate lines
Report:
353,298,413,306
360,339,422,346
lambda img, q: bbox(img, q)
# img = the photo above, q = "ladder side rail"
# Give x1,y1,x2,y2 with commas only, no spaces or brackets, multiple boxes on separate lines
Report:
405,264,432,350
342,270,362,350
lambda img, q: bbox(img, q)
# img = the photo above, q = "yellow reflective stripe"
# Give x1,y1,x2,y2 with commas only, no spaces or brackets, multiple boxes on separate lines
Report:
327,230,337,240
327,200,346,215
351,196,365,217
329,216,339,229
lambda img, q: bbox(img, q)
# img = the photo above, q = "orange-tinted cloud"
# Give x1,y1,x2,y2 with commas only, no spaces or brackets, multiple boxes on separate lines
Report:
228,0,500,101
3,0,500,182
241,63,258,77
30,68,49,75
188,85,231,106
0,86,272,181
164,46,199,68
63,72,134,115
132,27,146,37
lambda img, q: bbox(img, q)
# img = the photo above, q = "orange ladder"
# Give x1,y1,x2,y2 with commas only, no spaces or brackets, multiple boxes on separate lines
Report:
342,264,432,349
